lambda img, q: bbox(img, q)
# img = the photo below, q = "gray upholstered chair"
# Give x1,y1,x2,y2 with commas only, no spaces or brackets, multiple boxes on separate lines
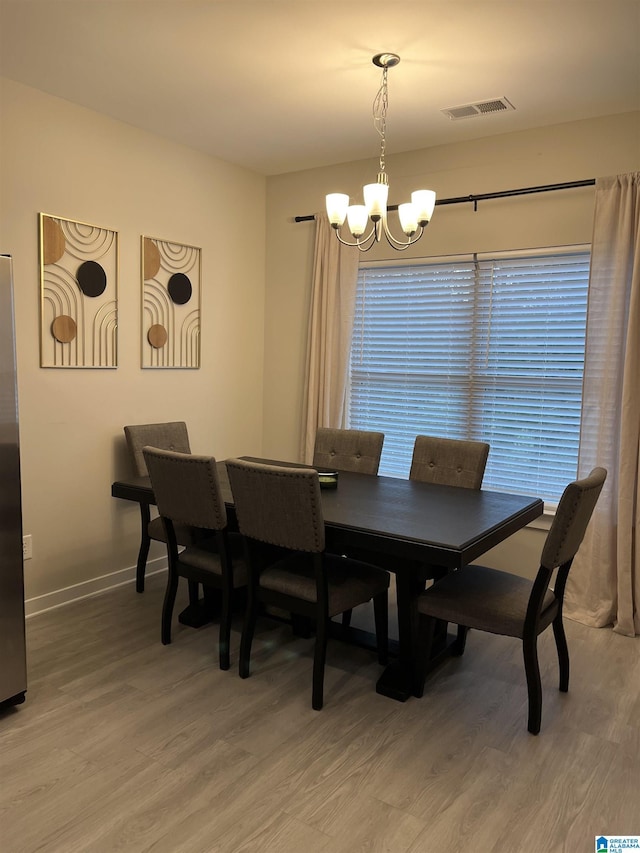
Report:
410,435,490,489
143,447,247,671
313,427,385,475
225,458,390,710
125,422,191,477
313,427,385,628
407,435,491,597
124,422,193,592
413,467,607,734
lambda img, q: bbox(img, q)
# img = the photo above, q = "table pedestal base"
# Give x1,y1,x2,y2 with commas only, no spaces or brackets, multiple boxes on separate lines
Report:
376,626,458,702
177,600,218,628
375,659,413,702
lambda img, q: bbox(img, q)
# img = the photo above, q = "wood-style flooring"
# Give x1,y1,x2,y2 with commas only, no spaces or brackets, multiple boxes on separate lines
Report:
1,574,638,852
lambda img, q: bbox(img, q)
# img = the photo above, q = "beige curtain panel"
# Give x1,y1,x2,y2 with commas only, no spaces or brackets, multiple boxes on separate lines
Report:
565,172,640,637
301,216,359,463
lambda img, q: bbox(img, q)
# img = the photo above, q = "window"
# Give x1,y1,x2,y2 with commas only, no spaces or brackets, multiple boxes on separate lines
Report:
348,248,590,503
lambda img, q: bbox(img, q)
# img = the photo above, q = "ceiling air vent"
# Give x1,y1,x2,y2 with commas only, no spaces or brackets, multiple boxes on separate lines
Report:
441,97,515,120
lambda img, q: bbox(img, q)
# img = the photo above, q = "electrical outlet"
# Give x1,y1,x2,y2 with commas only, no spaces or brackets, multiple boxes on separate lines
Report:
22,534,32,560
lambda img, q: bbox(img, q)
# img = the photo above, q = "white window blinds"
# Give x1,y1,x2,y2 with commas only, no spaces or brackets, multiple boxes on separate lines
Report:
349,249,590,502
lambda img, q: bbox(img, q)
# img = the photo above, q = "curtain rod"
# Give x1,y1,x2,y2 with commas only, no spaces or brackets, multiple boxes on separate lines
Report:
294,178,596,222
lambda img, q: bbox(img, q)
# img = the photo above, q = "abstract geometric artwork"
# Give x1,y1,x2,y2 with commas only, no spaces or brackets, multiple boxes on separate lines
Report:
39,213,118,368
141,236,201,368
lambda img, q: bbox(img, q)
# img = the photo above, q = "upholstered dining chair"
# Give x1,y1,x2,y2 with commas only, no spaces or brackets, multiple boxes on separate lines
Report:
125,422,191,478
313,427,385,475
413,467,607,734
124,422,193,592
313,427,385,628
409,434,491,593
410,435,490,489
225,458,390,710
143,447,247,671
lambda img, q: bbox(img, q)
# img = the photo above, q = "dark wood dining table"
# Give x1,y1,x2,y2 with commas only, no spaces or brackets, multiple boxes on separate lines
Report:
112,458,543,701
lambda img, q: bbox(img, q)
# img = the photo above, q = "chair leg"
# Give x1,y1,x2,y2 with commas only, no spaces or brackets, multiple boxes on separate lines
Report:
187,580,200,607
136,504,151,593
340,554,354,627
552,615,570,692
522,634,543,735
239,589,259,680
312,618,328,710
218,585,232,671
373,592,388,665
291,613,313,638
452,625,469,656
161,566,180,645
413,613,437,698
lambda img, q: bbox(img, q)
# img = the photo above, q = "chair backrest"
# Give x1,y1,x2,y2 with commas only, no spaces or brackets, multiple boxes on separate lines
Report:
409,435,490,489
226,458,325,553
541,467,607,571
143,447,227,531
312,427,384,475
124,422,190,477
524,466,607,631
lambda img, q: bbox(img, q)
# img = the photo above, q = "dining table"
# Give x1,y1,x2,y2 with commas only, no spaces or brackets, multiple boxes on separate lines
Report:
112,457,543,702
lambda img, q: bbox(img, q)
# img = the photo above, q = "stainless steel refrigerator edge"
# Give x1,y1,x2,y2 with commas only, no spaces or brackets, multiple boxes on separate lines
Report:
0,254,27,706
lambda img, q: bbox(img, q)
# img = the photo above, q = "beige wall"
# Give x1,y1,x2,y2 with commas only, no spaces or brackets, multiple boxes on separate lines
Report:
0,78,266,604
264,111,640,575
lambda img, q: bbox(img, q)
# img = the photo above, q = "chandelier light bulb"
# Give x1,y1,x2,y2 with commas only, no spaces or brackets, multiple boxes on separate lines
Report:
398,202,418,236
326,193,349,227
411,189,437,225
363,180,389,221
346,205,369,237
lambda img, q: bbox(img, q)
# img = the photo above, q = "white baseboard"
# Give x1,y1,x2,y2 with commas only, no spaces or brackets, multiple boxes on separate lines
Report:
24,555,168,619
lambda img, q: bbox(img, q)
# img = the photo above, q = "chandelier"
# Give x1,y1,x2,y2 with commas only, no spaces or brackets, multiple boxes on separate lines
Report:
326,53,436,252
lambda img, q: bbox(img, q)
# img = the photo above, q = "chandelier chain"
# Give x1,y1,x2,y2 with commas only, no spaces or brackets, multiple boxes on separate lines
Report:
373,65,389,174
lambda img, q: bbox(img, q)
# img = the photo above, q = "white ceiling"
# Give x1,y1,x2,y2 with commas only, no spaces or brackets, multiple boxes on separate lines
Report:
1,1,639,176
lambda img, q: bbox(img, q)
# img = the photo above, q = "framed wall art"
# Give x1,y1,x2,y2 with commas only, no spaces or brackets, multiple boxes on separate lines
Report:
141,236,201,368
39,213,118,368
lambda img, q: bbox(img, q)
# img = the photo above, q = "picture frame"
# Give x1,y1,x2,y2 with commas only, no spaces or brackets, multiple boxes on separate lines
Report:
39,213,118,368
141,236,201,368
